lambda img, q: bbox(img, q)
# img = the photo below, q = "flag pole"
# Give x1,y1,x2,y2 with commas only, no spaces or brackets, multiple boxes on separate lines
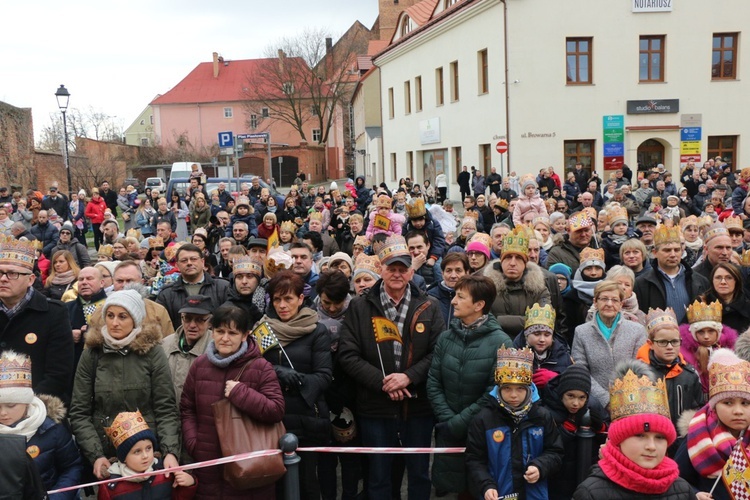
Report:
376,344,386,377
708,473,722,496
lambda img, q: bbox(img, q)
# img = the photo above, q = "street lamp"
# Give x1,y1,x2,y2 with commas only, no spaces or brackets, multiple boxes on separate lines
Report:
55,84,72,198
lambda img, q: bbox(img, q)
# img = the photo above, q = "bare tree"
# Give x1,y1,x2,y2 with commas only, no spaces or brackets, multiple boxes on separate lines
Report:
242,27,364,146
36,107,124,151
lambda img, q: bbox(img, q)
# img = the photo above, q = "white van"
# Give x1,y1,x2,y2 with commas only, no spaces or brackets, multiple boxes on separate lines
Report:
146,177,165,193
169,162,202,182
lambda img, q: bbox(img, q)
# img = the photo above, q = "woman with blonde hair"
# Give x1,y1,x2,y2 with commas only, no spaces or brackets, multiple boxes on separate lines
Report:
44,250,80,300
585,266,646,325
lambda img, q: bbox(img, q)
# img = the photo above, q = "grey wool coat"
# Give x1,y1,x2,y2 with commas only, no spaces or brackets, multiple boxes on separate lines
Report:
570,317,648,408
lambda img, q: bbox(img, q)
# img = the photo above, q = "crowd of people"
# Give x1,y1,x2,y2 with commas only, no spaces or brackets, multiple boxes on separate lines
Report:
1,157,750,499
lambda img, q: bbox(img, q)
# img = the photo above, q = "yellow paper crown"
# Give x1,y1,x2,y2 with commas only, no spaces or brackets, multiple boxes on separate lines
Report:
0,350,32,390
704,223,729,244
495,198,509,210
495,347,534,386
308,211,323,222
651,196,662,207
609,369,671,421
697,215,714,228
501,226,529,260
579,247,605,266
708,351,750,403
645,307,678,335
377,235,410,264
468,232,493,250
279,220,296,233
104,410,151,449
742,167,750,181
233,256,263,277
725,215,743,232
148,236,164,249
742,249,750,267
532,216,550,228
0,237,36,270
653,225,682,247
568,211,594,232
353,235,370,248
126,228,142,240
30,240,43,251
97,244,114,258
164,242,184,262
680,215,699,229
686,299,723,324
406,198,426,219
375,196,392,209
607,206,629,226
524,303,555,333
353,254,381,276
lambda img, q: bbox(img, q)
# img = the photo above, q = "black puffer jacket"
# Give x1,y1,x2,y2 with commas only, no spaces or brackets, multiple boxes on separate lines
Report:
156,273,230,328
573,465,697,499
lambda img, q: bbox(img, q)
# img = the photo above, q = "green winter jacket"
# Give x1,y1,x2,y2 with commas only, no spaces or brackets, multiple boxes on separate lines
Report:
69,320,181,464
427,313,512,494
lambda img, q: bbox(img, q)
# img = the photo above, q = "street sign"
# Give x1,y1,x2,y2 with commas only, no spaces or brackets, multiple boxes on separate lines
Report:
237,133,269,141
218,131,233,148
496,141,508,154
681,127,702,142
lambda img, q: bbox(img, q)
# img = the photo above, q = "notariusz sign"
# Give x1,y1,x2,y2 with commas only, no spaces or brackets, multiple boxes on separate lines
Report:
626,99,679,114
633,0,672,12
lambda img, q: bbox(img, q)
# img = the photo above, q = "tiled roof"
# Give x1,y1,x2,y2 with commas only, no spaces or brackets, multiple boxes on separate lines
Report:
367,40,389,56
406,0,440,26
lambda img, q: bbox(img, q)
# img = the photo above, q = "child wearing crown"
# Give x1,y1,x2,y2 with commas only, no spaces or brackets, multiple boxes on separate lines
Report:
679,299,738,400
512,175,548,227
512,303,572,389
574,361,694,499
600,205,639,268
675,349,750,500
365,194,405,240
101,411,196,500
465,347,563,500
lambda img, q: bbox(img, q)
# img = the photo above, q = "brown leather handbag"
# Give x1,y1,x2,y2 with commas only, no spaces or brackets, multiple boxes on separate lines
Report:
212,358,287,490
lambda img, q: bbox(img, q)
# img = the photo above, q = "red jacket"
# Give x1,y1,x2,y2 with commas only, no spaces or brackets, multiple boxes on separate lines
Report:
97,460,196,500
85,196,107,224
180,341,285,499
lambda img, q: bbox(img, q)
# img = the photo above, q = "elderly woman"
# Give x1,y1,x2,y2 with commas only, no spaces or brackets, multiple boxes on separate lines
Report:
619,237,652,278
571,280,648,408
259,270,332,500
181,305,284,499
44,250,80,301
70,290,180,480
701,262,750,333
586,266,646,325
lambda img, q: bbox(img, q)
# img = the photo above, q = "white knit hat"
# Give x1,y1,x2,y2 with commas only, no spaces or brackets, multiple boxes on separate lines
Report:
0,350,34,404
102,290,146,327
329,252,354,272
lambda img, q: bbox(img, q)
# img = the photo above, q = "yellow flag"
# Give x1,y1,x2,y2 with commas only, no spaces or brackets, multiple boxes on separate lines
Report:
267,228,279,253
723,436,750,499
372,317,402,344
252,322,279,354
374,214,392,231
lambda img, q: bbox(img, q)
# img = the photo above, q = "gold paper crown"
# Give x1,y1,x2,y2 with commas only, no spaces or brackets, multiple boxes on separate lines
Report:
164,242,184,262
742,167,750,181
0,237,37,270
375,196,392,209
97,244,114,258
532,216,550,228
609,369,671,421
501,226,529,260
704,223,729,243
524,303,555,333
698,215,714,228
468,232,493,251
568,211,594,232
686,299,723,324
579,247,605,265
495,198,509,210
377,235,410,263
651,196,662,207
608,206,629,226
708,353,750,402
105,411,151,449
520,174,537,188
233,256,263,277
725,215,743,233
0,350,32,389
742,249,750,267
353,254,381,276
126,228,142,240
464,211,480,221
235,196,251,208
148,236,164,249
280,221,296,233
680,215,699,229
645,307,678,335
406,198,426,219
309,211,323,222
653,225,682,247
495,347,534,386
353,235,370,248
31,240,43,251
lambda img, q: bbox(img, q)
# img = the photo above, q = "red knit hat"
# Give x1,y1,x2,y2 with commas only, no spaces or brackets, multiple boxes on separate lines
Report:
609,412,676,447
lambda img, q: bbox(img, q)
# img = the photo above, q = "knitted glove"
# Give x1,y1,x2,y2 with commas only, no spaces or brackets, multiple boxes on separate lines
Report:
532,368,558,388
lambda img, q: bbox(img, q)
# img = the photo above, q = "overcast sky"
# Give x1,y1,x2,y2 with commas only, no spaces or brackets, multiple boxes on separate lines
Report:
1,1,379,142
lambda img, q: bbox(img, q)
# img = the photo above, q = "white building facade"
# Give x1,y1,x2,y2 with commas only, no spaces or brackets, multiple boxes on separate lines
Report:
372,0,750,197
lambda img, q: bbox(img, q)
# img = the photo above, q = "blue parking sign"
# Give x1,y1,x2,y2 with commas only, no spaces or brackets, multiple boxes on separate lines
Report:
218,131,234,148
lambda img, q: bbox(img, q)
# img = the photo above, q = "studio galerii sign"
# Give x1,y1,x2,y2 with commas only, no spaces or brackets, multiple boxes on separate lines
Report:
633,0,672,12
626,99,679,114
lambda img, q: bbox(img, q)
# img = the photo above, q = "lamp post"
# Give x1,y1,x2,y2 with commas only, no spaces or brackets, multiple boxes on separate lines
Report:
55,85,72,199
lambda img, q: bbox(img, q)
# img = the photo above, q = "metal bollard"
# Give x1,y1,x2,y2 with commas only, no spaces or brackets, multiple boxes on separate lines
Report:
280,432,301,500
575,409,595,485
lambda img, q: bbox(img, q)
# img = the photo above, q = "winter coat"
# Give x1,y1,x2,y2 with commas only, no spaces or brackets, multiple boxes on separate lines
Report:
355,176,372,208
264,321,332,445
465,393,564,500
513,332,573,376
427,314,512,493
427,281,455,326
571,316,648,408
512,195,548,226
338,280,445,418
0,434,47,500
180,340,285,499
679,322,738,396
160,328,211,402
42,195,69,221
189,204,210,233
635,343,703,427
225,212,257,238
600,228,639,269
675,436,731,500
151,209,177,233
702,290,750,334
365,211,405,240
85,196,107,225
634,261,711,321
573,465,696,500
732,184,748,215
222,288,264,326
69,320,181,464
26,395,83,500
0,289,74,403
30,221,59,258
472,174,486,196
546,236,602,276
136,208,155,236
50,239,91,268
404,212,447,259
97,458,196,500
483,261,551,338
156,274,230,329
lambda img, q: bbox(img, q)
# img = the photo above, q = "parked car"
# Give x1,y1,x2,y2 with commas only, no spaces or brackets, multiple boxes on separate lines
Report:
167,177,284,205
146,177,166,194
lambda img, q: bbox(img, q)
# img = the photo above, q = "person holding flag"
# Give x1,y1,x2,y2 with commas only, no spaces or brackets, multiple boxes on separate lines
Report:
676,348,750,500
338,235,445,500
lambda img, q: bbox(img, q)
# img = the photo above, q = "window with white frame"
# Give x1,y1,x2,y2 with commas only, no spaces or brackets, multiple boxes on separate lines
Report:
250,114,258,129
224,107,233,118
312,129,322,143
141,138,149,146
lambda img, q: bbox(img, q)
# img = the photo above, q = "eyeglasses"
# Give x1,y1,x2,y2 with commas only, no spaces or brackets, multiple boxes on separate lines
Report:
0,271,33,280
597,297,621,304
652,339,682,347
713,275,735,282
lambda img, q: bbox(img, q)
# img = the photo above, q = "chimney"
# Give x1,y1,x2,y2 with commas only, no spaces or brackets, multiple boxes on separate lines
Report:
212,52,219,78
326,37,333,54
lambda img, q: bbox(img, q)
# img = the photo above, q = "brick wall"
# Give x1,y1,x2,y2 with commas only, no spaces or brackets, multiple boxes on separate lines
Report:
0,101,36,190
378,0,421,41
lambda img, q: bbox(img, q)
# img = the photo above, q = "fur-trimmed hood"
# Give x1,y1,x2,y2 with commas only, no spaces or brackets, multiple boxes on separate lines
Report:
483,259,547,295
677,408,698,437
84,319,163,355
37,394,67,424
734,331,750,362
679,322,738,360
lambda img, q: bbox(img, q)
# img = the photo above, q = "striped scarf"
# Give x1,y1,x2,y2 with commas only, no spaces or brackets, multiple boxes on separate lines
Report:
687,405,750,477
